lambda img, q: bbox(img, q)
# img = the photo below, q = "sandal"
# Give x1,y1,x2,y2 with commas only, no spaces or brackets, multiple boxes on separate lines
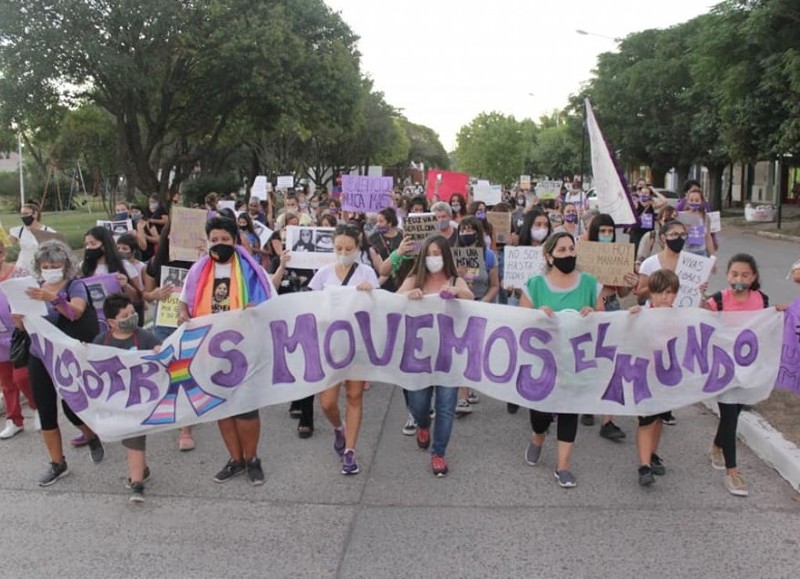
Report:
297,425,314,439
178,433,195,451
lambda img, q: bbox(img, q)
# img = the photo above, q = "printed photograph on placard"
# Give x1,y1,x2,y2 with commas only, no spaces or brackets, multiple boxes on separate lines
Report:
284,226,336,269
292,228,316,252
314,230,334,253
155,266,188,328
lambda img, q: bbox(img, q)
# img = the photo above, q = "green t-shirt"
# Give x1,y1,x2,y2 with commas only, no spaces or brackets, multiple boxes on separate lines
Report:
525,272,599,311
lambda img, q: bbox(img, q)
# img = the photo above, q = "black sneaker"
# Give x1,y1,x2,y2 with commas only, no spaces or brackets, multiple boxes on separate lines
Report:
599,421,626,441
246,458,265,486
650,453,666,476
213,459,245,483
125,466,151,489
661,412,676,426
638,465,655,486
38,461,69,487
506,403,519,414
580,414,595,426
129,482,145,503
88,436,105,464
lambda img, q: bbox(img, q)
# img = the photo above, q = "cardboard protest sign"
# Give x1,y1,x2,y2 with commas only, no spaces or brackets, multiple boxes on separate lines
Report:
425,170,469,202
576,241,635,287
277,175,294,189
675,252,716,308
503,246,546,289
83,273,122,332
97,219,132,241
284,226,335,270
169,206,208,262
708,211,721,233
155,266,188,328
251,176,269,200
535,180,562,200
487,212,512,244
453,247,485,286
403,213,438,249
520,175,532,191
341,175,394,213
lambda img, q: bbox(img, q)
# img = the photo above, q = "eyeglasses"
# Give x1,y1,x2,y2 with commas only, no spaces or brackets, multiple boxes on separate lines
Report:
665,233,688,240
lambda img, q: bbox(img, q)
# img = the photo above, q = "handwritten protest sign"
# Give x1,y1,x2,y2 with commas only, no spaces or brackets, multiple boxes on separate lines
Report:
675,251,716,308
473,180,502,205
404,213,437,249
341,175,394,213
251,175,269,200
777,298,800,394
169,206,208,262
19,290,783,441
536,180,563,200
503,246,546,289
277,175,294,189
155,266,188,328
83,273,122,331
453,247,485,286
520,175,532,191
576,241,635,286
487,212,512,244
708,211,721,233
97,219,132,241
284,226,335,270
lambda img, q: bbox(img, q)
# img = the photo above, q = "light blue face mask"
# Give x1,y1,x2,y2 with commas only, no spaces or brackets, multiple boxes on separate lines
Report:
598,234,614,243
730,282,748,292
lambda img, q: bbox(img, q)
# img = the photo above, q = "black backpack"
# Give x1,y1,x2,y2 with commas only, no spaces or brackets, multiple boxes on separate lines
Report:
711,290,768,311
56,279,100,342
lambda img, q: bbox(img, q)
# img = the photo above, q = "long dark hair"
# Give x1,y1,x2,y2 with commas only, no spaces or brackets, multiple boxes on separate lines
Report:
82,226,129,279
727,253,761,291
518,209,551,246
146,219,172,283
457,216,486,248
588,213,616,242
408,235,458,289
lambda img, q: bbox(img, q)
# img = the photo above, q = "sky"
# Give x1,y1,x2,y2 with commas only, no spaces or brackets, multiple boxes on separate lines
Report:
323,0,718,151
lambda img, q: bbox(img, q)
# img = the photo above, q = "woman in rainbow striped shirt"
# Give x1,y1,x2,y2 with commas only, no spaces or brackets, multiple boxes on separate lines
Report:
178,217,275,486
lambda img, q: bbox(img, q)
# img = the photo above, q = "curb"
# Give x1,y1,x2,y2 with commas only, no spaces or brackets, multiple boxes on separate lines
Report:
703,401,800,491
756,230,800,243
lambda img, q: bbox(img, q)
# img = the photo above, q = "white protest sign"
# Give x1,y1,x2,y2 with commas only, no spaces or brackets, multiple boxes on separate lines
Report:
473,181,501,205
284,226,335,270
536,180,563,200
675,252,716,308
0,277,47,316
218,200,236,213
503,246,546,289
277,175,294,189
520,175,532,191
251,176,269,200
708,211,721,233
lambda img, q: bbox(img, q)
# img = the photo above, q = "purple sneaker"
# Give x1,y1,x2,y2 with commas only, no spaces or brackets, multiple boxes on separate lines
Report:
341,449,360,475
333,427,345,457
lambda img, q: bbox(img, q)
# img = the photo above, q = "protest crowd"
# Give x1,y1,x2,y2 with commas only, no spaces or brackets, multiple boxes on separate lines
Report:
0,175,797,504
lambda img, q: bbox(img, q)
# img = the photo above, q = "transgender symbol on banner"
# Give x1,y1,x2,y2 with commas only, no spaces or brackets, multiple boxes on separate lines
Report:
141,325,225,425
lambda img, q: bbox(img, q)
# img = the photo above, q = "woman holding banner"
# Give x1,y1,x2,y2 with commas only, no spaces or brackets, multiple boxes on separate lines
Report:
397,235,474,476
309,223,380,476
519,231,603,488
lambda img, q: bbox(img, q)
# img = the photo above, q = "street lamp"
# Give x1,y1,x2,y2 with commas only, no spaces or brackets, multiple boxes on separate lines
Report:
16,131,25,206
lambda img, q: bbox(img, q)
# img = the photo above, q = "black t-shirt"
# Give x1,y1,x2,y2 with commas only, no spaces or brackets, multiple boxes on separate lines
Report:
368,231,402,261
93,328,161,351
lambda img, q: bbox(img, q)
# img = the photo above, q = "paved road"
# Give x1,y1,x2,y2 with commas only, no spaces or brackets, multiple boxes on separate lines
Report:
2,230,800,578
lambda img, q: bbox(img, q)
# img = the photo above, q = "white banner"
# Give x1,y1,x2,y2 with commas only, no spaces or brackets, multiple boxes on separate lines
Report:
585,98,637,226
21,290,782,441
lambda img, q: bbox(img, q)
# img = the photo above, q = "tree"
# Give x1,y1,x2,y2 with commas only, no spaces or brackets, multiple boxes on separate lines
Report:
455,112,532,185
401,120,450,170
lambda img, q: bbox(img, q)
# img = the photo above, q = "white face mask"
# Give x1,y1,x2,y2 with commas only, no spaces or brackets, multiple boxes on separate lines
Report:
426,256,444,273
41,268,64,284
149,202,159,211
336,253,357,267
530,228,548,242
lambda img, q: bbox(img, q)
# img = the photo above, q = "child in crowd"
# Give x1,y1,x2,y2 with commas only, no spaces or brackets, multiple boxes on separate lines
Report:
93,294,161,503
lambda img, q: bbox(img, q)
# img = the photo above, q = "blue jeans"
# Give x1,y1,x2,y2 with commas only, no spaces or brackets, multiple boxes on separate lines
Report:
407,386,458,457
153,325,176,343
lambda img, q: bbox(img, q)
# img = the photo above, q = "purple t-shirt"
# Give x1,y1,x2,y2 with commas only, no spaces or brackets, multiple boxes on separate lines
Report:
44,279,89,323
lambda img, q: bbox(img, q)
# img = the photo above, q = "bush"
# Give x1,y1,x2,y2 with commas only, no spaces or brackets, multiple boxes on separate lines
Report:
180,173,241,207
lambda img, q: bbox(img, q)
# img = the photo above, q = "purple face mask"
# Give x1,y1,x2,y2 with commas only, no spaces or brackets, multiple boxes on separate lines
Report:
475,210,486,219
564,213,578,223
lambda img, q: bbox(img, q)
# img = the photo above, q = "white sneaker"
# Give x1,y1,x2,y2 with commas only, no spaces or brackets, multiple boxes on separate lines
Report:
455,399,472,415
0,419,23,440
467,390,480,404
401,413,417,436
32,411,41,432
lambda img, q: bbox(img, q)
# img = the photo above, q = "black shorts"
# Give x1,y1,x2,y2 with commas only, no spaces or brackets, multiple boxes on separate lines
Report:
638,412,672,427
233,410,259,420
121,435,146,451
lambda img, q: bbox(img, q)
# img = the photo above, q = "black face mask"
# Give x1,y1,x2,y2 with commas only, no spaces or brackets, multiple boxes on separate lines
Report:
21,215,34,226
551,255,577,274
665,238,685,253
209,243,235,263
84,247,104,262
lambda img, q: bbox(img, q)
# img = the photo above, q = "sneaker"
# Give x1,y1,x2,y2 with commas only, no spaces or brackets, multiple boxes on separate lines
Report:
724,472,748,497
710,445,726,470
32,411,41,432
416,427,431,450
431,455,448,477
401,414,417,436
638,465,655,486
125,466,152,489
455,399,472,415
213,459,245,483
333,427,346,457
129,482,145,503
467,390,480,404
506,402,519,414
38,461,69,487
70,433,90,447
661,412,676,426
178,433,195,451
599,421,626,440
525,441,543,466
88,436,105,464
341,449,359,475
554,469,577,488
289,407,302,419
0,419,23,439
580,414,595,426
650,453,666,476
246,458,265,486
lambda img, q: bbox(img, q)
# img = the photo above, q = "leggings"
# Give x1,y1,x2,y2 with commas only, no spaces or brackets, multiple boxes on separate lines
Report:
28,356,84,432
529,410,578,443
714,402,743,469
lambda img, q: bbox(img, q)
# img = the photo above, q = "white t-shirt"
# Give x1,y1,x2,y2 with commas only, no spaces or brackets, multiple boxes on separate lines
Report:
91,261,140,281
639,254,664,277
308,262,379,291
11,224,55,277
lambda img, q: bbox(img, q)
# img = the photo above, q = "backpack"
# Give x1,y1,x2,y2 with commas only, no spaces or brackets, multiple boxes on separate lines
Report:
56,279,100,342
711,290,768,311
